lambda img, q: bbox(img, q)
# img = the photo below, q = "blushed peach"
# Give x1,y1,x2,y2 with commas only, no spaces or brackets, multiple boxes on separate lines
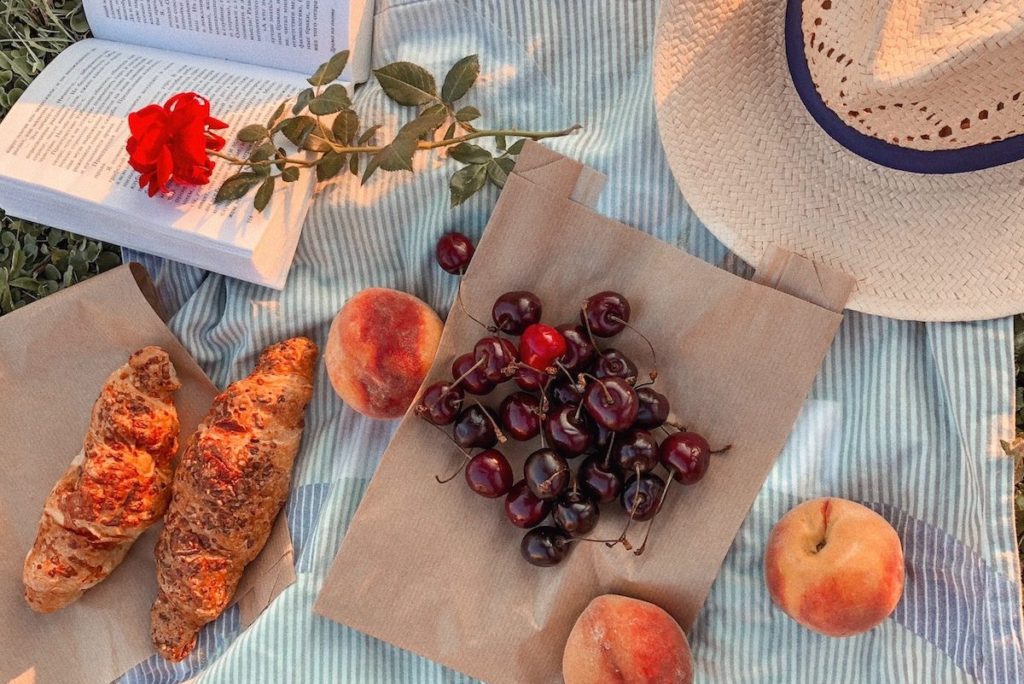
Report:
563,594,694,684
764,497,905,637
325,288,443,419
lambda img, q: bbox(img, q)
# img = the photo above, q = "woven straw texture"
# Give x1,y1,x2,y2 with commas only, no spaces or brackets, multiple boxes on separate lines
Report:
806,0,1024,151
654,0,1024,321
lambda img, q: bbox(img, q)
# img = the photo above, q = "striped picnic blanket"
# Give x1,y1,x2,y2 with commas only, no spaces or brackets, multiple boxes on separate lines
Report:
120,1,1024,681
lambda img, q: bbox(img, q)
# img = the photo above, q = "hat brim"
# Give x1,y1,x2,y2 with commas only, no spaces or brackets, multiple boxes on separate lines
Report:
654,0,1024,321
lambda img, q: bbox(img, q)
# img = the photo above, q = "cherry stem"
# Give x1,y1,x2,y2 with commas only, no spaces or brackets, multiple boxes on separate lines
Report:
665,420,688,432
634,476,673,556
426,422,473,483
609,315,657,382
607,464,642,550
473,399,507,443
580,303,603,354
554,359,578,386
455,272,490,331
450,355,487,390
603,432,617,470
711,444,733,455
580,372,614,403
435,456,470,484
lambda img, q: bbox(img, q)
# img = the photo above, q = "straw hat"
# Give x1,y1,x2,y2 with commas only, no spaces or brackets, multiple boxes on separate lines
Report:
654,0,1024,321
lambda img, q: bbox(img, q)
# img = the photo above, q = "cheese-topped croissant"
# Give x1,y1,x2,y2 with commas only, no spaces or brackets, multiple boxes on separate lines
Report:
23,346,181,613
151,337,317,661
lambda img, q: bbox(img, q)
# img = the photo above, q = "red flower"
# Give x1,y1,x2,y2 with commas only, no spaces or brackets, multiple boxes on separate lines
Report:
126,92,228,197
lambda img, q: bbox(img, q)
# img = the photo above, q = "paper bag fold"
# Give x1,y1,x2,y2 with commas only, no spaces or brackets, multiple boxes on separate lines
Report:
314,143,848,683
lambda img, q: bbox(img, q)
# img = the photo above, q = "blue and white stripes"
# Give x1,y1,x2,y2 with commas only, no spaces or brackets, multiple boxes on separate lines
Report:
121,1,1023,681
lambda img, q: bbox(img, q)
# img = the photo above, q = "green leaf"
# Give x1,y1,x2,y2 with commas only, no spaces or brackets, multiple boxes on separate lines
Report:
308,83,351,115
361,131,418,183
358,125,382,145
237,124,269,143
302,132,336,153
267,100,288,128
495,135,507,151
487,156,515,188
250,142,276,162
292,88,315,114
308,50,350,86
373,62,437,106
279,116,316,146
316,152,346,181
215,172,263,203
448,142,492,164
254,176,275,212
443,122,457,140
282,166,301,182
403,104,448,139
507,139,526,155
441,55,480,103
455,106,481,122
449,163,489,206
349,154,360,176
332,109,360,143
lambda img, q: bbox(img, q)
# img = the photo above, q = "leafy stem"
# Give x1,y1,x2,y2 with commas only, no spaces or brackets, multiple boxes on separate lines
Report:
213,51,580,210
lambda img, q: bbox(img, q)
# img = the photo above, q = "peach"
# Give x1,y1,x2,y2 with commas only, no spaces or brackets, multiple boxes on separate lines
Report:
764,497,905,637
563,594,694,684
325,288,443,419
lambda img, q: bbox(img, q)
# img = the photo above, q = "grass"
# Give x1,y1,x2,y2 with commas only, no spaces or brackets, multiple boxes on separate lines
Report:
0,0,121,314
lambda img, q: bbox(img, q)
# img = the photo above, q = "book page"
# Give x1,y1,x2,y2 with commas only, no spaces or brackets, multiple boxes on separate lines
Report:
0,39,313,254
83,0,356,77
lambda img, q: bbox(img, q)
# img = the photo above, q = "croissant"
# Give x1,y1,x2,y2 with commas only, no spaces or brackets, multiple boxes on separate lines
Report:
151,337,317,661
23,346,181,613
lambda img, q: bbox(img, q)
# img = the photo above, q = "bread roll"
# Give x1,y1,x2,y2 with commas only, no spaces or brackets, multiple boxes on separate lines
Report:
23,346,181,612
151,337,317,661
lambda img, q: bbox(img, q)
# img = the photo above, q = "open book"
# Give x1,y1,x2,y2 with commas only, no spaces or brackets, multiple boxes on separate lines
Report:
0,0,374,290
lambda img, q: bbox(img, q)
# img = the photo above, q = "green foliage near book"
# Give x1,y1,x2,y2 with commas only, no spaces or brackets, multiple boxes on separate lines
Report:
0,0,121,315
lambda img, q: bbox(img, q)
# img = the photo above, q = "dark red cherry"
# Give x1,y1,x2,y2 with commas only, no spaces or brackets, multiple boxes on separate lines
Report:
543,404,593,457
514,364,548,391
492,291,542,335
659,431,711,485
474,336,517,382
582,291,630,337
520,526,570,566
453,405,499,449
451,352,495,395
548,377,583,406
593,349,638,383
556,324,596,372
578,454,623,504
621,472,665,521
415,382,464,423
415,381,464,425
553,490,600,536
524,448,571,500
464,449,513,498
435,232,475,274
499,391,541,441
583,376,639,431
520,324,567,370
505,479,552,528
613,429,659,472
634,387,670,429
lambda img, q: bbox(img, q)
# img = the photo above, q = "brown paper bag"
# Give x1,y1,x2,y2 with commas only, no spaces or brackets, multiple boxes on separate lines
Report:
314,144,853,683
0,264,294,684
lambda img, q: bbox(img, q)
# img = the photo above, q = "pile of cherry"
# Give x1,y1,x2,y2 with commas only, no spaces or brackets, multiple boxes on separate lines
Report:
417,232,726,567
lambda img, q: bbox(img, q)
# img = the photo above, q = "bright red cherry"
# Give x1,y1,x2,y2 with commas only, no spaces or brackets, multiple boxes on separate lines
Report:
659,431,711,484
519,323,567,370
